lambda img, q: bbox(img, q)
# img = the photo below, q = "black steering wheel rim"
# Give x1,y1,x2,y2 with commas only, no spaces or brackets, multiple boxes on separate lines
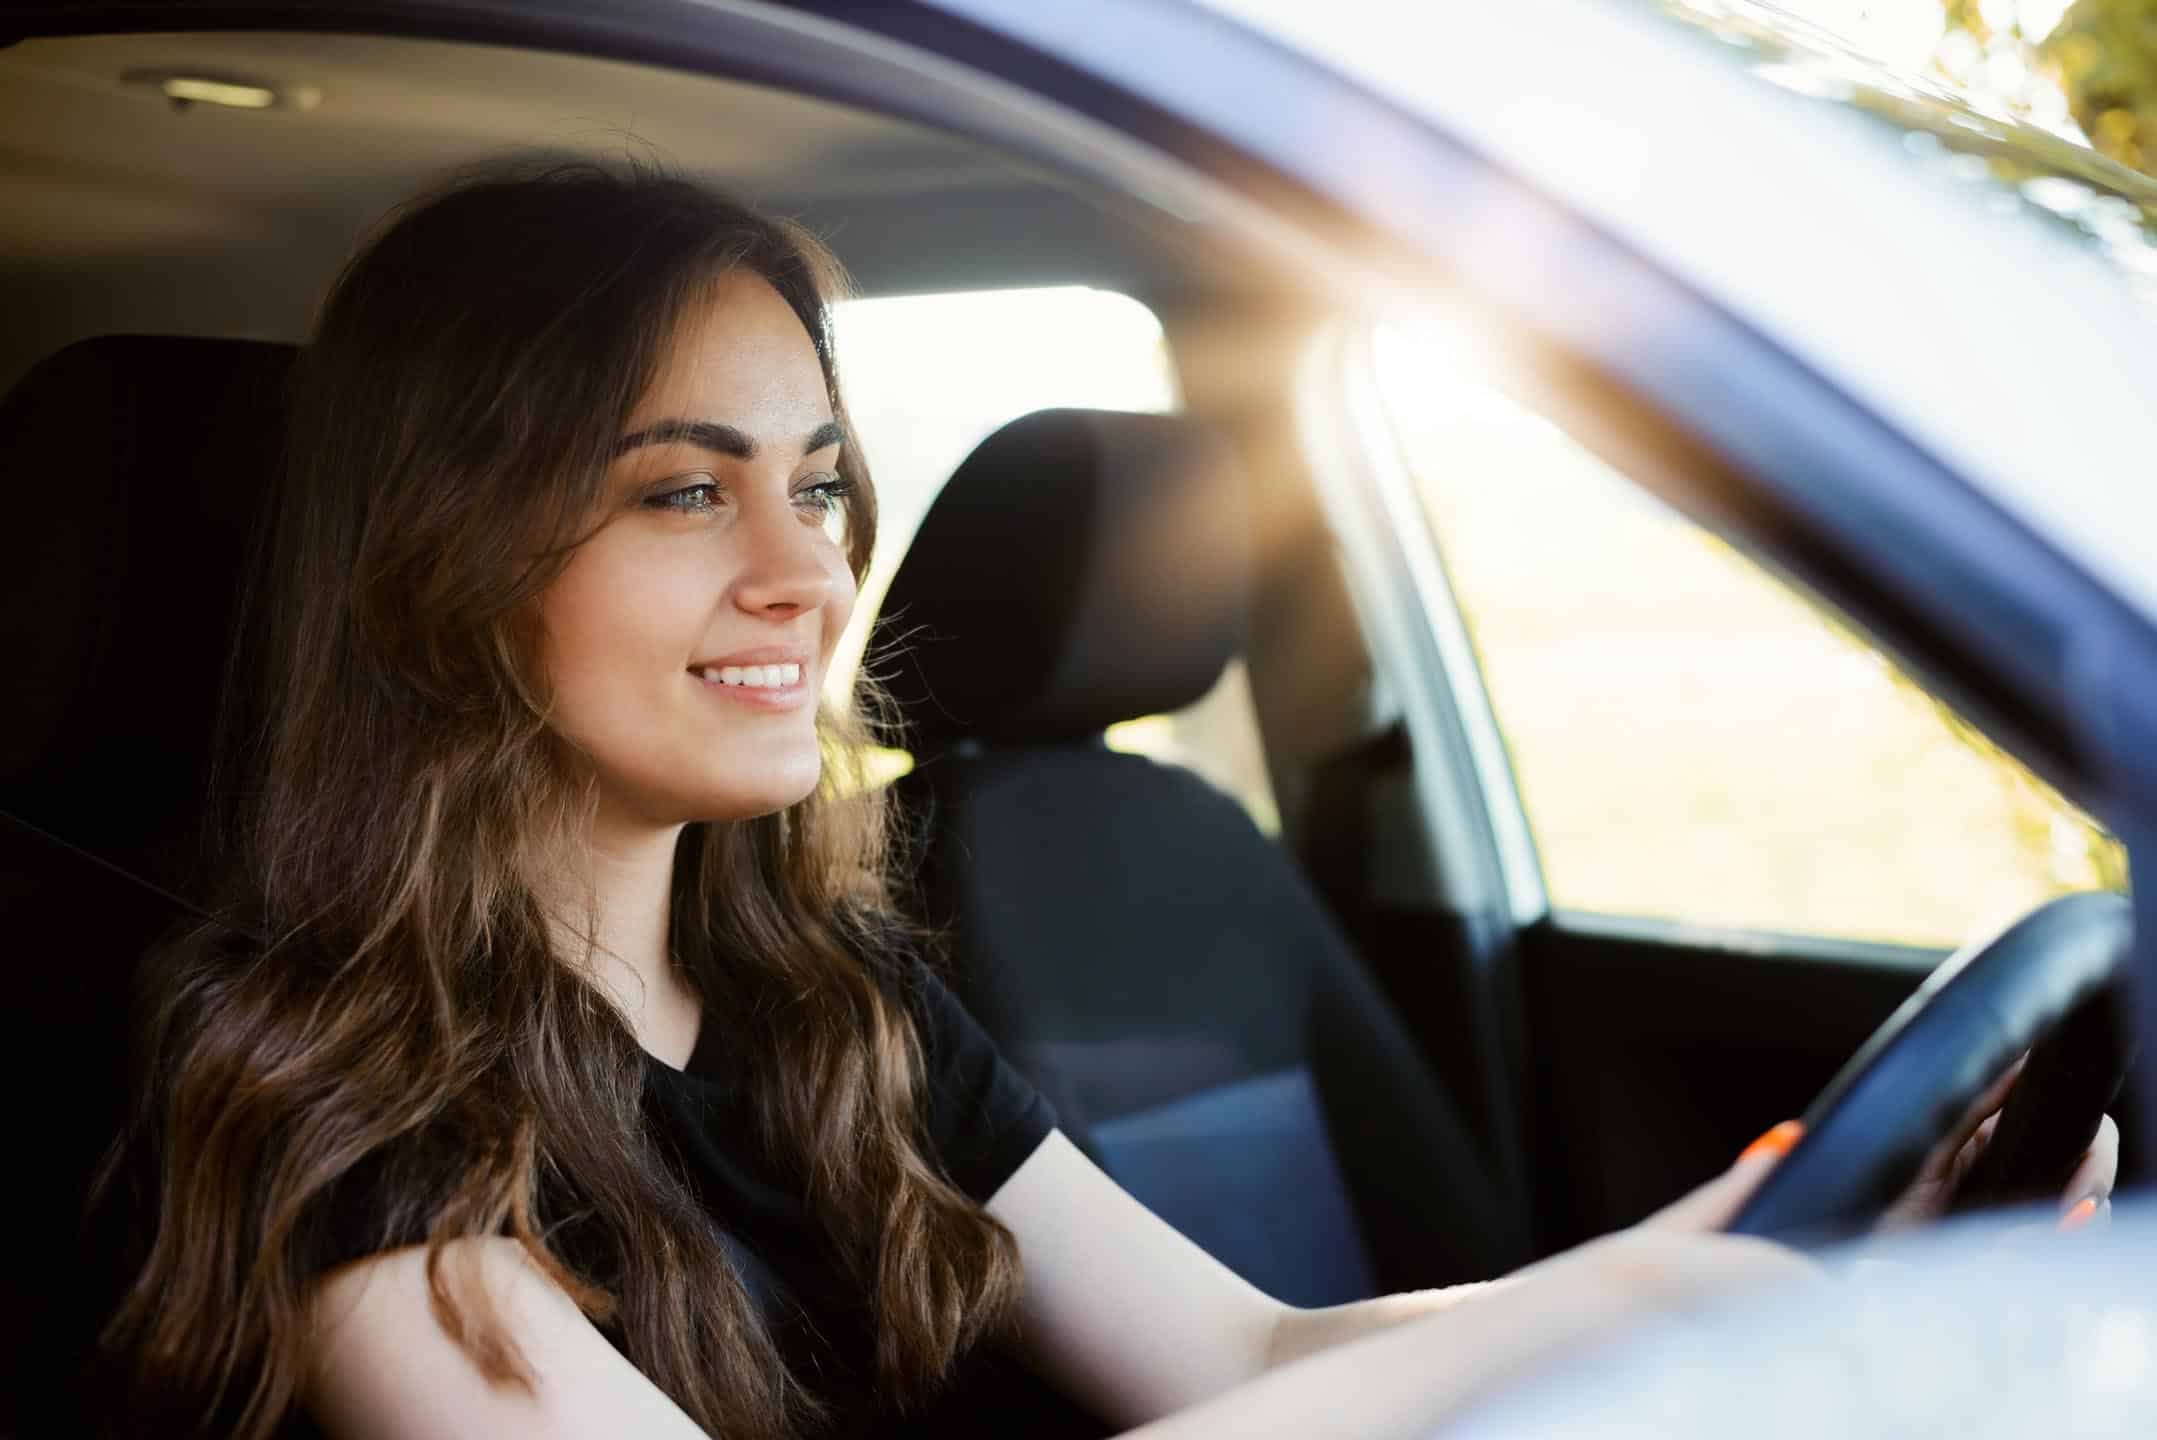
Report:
1728,890,2134,1242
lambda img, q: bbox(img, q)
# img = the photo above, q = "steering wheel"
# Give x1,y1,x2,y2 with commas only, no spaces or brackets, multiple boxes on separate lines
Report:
1727,891,2135,1242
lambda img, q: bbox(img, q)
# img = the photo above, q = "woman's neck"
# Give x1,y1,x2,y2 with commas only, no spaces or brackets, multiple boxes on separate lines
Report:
548,812,703,1068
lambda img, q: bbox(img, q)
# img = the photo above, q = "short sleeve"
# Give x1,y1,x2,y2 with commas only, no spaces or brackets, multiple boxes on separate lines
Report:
911,969,1057,1201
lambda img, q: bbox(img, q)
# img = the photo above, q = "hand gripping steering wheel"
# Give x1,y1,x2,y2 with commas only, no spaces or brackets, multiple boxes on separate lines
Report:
1728,891,2135,1242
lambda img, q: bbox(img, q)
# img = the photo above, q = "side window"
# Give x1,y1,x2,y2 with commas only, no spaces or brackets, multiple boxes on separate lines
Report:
1369,322,2124,948
832,284,1179,679
833,285,1276,829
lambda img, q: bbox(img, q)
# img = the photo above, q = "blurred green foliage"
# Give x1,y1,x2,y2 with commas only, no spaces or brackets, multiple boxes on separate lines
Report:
1946,0,2157,176
1661,2,2157,268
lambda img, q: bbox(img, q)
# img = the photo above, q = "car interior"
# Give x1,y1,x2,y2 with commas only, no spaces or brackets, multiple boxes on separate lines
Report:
1,20,2140,1436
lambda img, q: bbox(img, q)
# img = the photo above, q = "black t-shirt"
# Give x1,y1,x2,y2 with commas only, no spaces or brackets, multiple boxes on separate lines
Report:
285,969,1086,1439
636,968,1067,1437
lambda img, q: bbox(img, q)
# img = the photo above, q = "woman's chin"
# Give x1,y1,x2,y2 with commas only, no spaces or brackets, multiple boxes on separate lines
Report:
592,743,828,827
686,767,824,823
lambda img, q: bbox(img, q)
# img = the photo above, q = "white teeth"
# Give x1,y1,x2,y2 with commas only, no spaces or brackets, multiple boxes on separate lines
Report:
698,663,803,688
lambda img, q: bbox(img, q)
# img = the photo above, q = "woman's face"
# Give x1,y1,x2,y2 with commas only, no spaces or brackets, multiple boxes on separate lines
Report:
538,270,857,829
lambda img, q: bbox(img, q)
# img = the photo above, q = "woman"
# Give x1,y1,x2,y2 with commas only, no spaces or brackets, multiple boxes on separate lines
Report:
93,162,2116,1440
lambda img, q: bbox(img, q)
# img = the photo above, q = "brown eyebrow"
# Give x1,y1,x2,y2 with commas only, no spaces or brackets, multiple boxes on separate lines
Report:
614,418,845,460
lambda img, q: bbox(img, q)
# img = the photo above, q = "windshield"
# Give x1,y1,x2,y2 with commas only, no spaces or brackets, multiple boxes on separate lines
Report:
1648,0,2157,305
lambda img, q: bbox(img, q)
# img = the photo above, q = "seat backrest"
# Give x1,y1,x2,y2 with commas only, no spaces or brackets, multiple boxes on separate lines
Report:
0,335,296,1433
875,409,1524,1305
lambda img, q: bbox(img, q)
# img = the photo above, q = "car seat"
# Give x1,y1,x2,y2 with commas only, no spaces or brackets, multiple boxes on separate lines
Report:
873,407,1526,1308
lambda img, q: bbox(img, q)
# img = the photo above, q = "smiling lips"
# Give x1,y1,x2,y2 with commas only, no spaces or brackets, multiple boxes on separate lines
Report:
695,662,801,689
689,654,813,710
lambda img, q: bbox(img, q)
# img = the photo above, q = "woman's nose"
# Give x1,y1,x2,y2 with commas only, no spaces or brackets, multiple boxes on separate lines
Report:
731,493,836,618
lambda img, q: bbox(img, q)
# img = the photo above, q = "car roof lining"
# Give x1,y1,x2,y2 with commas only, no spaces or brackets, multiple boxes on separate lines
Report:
0,28,1249,391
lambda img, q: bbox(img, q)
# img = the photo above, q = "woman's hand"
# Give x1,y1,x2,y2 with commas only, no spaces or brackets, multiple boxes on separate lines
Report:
1506,1136,1822,1316
1718,1057,2120,1236
1634,1119,1809,1235
1872,1054,2119,1231
2056,1119,2120,1229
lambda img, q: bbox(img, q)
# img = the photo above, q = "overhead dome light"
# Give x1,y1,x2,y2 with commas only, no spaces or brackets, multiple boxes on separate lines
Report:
121,68,322,112
163,76,276,109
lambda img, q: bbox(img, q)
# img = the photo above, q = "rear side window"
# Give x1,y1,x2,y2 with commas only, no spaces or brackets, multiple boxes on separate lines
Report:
835,286,1276,829
833,284,1180,689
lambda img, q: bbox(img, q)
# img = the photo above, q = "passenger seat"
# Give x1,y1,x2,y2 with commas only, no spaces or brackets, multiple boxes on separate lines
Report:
873,408,1525,1306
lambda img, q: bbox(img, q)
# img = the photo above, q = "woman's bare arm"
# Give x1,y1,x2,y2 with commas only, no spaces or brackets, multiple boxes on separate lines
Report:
305,1238,711,1440
303,1135,1803,1440
1119,1225,1803,1440
988,1130,1808,1436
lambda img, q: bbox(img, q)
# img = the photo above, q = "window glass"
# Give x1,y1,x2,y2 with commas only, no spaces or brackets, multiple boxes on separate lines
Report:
830,285,1179,693
833,286,1278,830
1371,321,2124,947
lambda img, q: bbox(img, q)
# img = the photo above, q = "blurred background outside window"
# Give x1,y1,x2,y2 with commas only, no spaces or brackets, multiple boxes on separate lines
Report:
1680,0,2157,178
1350,0,2149,949
1654,0,2157,293
1373,319,2125,949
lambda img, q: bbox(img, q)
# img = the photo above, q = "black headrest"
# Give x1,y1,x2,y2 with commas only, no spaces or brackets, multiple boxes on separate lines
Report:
0,334,296,896
874,408,1251,753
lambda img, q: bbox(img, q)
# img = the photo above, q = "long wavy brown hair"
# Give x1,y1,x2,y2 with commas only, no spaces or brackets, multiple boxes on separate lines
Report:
93,161,1022,1439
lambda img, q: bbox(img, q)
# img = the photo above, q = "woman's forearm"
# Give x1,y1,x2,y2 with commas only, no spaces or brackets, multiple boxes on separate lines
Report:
1122,1264,1633,1440
1263,1280,1514,1371
992,1131,1804,1433
1125,1225,1814,1440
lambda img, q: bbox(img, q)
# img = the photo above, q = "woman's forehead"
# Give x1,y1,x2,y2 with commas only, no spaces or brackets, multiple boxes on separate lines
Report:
630,272,831,436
